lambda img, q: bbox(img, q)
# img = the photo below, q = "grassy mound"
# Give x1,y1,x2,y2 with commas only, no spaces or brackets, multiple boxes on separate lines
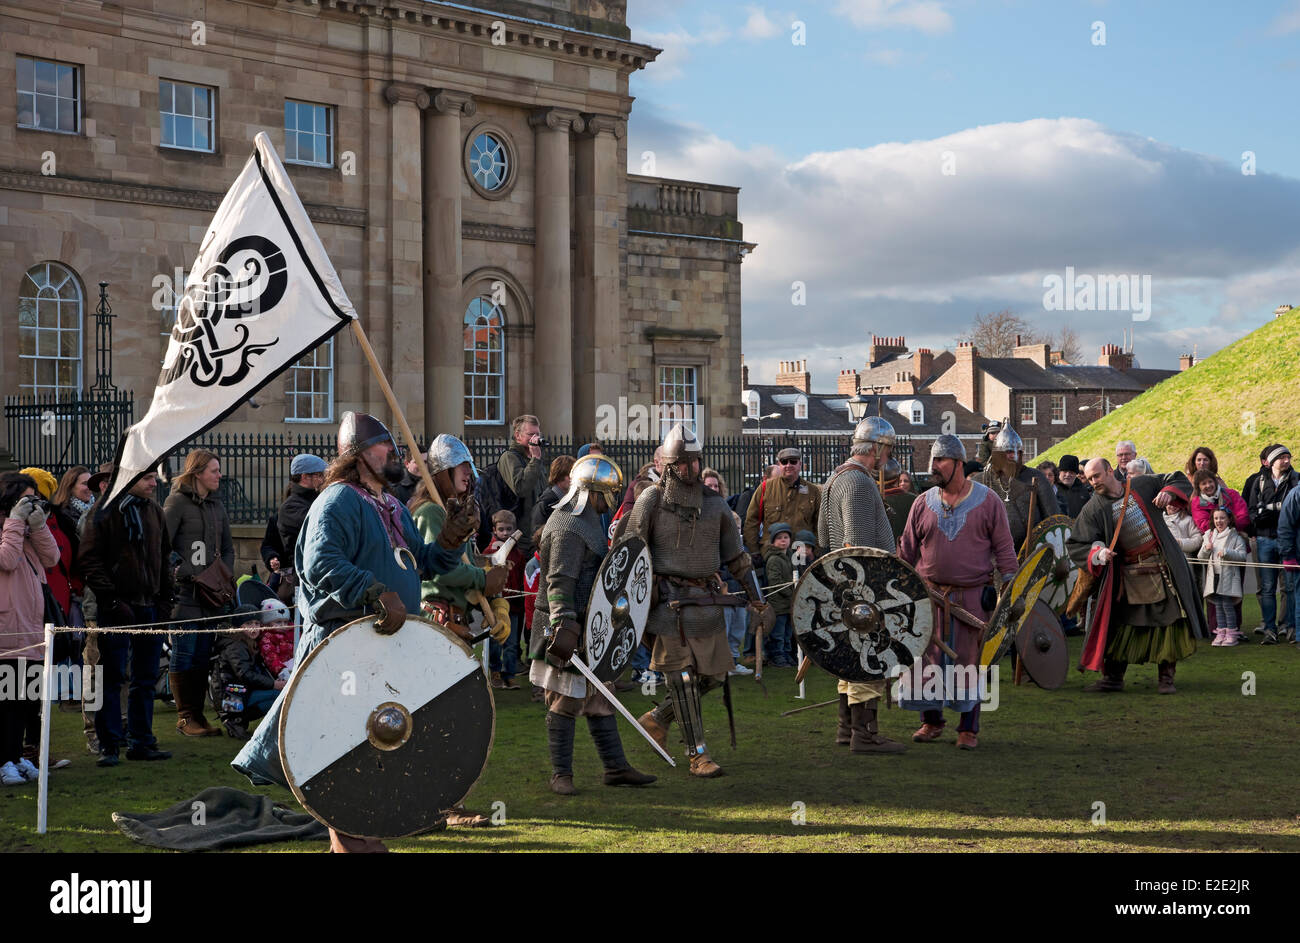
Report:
1040,311,1300,487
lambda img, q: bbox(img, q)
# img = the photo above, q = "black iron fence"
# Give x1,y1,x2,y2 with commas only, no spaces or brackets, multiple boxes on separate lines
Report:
3,391,134,479
0,421,913,526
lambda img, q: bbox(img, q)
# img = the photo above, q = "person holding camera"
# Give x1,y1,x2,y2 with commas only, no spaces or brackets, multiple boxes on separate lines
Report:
0,473,60,785
499,414,548,555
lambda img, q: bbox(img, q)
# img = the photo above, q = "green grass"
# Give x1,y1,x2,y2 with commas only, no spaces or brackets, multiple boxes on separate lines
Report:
1039,311,1300,487
4,604,1298,853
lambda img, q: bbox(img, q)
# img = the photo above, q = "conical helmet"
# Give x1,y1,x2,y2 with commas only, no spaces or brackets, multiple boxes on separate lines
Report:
992,418,1023,455
427,434,477,480
853,415,896,447
338,411,396,457
930,434,966,463
661,423,702,464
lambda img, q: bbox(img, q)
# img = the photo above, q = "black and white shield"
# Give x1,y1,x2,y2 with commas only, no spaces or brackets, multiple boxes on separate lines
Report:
278,614,494,838
791,547,934,682
1025,515,1078,617
584,536,653,683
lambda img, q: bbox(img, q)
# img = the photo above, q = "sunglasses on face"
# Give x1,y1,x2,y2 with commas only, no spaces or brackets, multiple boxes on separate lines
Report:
779,458,800,466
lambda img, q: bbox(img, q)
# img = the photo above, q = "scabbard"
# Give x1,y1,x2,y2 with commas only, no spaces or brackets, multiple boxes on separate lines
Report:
722,675,737,748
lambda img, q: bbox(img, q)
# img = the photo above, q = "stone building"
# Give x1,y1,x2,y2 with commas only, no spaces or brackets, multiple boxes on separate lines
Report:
0,0,751,453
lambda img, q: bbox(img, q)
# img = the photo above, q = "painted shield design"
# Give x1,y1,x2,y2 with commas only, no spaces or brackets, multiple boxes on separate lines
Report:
1015,600,1069,690
791,547,934,682
1026,515,1078,617
980,544,1055,667
584,536,653,684
278,615,494,838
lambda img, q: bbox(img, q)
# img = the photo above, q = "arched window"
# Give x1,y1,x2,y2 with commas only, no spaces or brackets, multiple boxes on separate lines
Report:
18,261,83,400
742,389,759,418
464,297,505,424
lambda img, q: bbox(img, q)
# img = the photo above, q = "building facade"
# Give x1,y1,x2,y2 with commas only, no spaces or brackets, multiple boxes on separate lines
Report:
0,0,751,452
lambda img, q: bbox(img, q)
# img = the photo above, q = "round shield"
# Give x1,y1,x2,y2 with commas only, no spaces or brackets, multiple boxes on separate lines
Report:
790,547,934,682
980,544,1055,667
1015,601,1068,690
585,536,653,683
278,614,494,838
1025,515,1078,617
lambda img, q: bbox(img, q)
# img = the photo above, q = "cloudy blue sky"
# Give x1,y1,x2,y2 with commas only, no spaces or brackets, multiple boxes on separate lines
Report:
625,0,1300,390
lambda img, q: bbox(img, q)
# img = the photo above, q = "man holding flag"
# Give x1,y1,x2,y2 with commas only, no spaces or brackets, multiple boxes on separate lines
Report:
101,133,470,852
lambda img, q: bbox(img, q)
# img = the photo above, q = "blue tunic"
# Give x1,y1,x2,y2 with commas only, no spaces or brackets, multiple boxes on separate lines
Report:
232,482,462,788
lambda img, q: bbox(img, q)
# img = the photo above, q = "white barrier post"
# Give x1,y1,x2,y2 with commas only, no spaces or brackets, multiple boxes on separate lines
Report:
37,623,54,835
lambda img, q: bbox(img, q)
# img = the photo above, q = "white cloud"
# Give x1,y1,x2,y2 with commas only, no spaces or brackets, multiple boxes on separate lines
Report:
864,48,905,65
627,111,1300,382
637,25,731,82
740,6,783,39
833,0,953,34
1270,0,1300,33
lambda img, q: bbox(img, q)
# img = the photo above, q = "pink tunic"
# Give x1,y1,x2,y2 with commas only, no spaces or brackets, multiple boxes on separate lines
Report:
898,482,1017,711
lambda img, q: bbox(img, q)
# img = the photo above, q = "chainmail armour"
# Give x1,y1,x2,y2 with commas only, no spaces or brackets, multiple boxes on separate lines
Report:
620,469,752,638
972,465,1055,549
1113,494,1156,550
530,502,608,648
817,464,895,552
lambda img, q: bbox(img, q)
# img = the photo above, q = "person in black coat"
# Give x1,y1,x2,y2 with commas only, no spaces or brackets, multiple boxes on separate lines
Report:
1055,454,1091,518
277,454,327,559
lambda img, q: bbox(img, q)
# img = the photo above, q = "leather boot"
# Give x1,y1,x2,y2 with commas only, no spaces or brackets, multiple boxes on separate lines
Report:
1083,658,1127,692
849,702,906,754
835,693,851,746
688,752,724,778
173,671,221,737
588,715,656,786
547,711,577,796
1157,661,1177,695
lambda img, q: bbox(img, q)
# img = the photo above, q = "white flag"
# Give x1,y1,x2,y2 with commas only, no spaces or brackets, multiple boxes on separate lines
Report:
106,132,355,507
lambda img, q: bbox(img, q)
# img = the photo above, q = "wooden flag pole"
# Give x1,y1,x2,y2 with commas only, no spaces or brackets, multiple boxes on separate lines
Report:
350,320,496,626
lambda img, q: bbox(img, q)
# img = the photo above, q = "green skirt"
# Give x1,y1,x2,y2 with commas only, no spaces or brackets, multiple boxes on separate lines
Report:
1104,620,1197,665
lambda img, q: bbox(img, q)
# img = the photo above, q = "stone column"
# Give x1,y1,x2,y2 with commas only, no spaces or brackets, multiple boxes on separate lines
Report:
382,82,429,433
574,113,625,440
529,107,583,438
423,89,476,439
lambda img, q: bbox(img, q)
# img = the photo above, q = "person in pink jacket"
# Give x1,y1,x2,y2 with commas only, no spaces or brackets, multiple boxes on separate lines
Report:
1190,470,1249,533
0,473,61,786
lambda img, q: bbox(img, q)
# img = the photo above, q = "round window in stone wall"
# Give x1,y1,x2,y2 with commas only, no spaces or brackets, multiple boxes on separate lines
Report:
469,132,509,191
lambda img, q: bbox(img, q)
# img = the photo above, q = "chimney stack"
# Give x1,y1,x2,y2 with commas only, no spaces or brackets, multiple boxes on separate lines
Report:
912,347,934,384
1098,343,1134,371
890,371,918,395
951,341,981,412
1179,353,1195,371
775,358,811,393
837,369,860,396
868,334,908,366
1013,339,1051,369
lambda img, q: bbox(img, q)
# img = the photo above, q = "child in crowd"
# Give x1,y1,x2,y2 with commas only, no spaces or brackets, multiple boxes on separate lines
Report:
209,601,289,739
763,523,795,667
484,510,525,691
1198,508,1248,646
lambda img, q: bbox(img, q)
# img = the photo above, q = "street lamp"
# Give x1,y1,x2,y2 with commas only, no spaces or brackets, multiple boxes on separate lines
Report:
1078,389,1114,417
743,411,782,437
846,377,887,423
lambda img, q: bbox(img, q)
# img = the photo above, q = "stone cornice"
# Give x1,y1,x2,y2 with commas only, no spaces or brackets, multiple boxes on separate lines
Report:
578,113,626,140
428,89,477,117
280,0,661,75
462,221,535,245
529,107,584,134
0,168,367,228
383,82,431,109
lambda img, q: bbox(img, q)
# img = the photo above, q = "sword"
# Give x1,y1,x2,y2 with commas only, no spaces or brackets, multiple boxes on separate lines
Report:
567,654,677,767
722,675,737,748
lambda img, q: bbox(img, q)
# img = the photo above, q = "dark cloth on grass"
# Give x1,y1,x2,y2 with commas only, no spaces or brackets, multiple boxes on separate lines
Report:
112,785,326,850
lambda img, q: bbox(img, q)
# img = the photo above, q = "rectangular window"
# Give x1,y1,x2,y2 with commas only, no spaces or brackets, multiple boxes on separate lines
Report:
658,365,700,439
284,100,334,167
911,406,923,424
1024,438,1038,460
160,80,214,152
286,339,334,422
17,57,80,134
1051,394,1066,423
1020,395,1036,424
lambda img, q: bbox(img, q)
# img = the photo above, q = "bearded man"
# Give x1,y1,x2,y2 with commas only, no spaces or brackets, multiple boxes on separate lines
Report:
618,424,769,778
232,411,473,852
816,416,905,755
971,420,1058,557
1066,458,1205,695
898,435,1019,750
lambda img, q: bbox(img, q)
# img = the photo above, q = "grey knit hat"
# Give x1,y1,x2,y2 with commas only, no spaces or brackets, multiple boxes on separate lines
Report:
930,434,966,463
